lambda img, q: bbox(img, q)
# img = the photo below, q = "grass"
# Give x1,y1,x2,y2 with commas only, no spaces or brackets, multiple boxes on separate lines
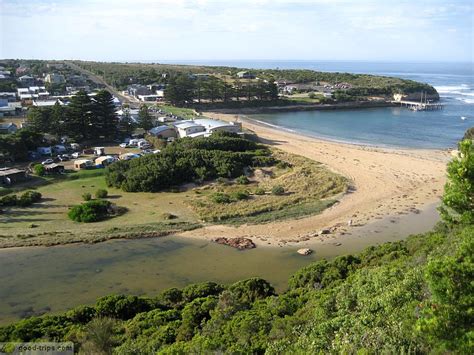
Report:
0,150,348,247
155,104,199,119
187,150,348,224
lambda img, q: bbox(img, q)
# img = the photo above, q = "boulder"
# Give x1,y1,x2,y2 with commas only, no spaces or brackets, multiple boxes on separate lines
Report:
213,237,256,250
318,229,331,235
297,248,313,256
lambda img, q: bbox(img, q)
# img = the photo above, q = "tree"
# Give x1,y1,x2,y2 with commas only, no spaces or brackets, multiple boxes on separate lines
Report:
67,90,93,141
118,109,135,137
49,102,67,138
92,90,118,140
80,317,118,355
137,105,153,131
26,107,51,133
439,139,474,226
164,74,195,105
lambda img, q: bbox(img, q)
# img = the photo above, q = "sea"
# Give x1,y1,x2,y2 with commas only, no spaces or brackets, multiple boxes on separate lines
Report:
161,60,474,149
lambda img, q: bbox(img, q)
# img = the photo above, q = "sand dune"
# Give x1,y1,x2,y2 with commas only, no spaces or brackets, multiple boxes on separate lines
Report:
178,112,450,246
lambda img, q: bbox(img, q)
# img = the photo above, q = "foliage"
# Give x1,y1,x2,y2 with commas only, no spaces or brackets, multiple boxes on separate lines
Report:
137,105,154,131
95,189,108,199
0,191,42,207
68,199,112,223
235,175,249,185
439,139,474,225
33,164,46,176
463,127,474,140
82,192,92,201
271,185,285,195
105,133,268,192
0,128,44,162
211,192,232,204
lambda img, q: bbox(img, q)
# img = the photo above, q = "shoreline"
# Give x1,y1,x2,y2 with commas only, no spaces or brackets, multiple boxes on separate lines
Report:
176,111,450,247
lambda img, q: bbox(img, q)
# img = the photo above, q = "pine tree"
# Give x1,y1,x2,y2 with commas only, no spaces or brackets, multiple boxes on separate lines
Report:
50,101,66,139
66,90,93,141
137,105,153,131
92,90,118,140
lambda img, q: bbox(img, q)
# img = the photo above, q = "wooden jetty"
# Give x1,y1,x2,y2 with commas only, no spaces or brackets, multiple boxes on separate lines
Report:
391,92,443,111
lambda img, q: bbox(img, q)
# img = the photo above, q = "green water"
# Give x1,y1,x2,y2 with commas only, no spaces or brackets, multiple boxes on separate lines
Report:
0,203,439,325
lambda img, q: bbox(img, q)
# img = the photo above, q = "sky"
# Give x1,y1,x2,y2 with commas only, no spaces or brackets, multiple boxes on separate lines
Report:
0,0,473,62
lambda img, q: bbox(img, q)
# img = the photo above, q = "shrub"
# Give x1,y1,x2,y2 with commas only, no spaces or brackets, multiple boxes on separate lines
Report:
231,190,249,201
254,187,266,195
33,164,46,176
68,200,112,223
162,212,177,220
211,193,232,204
0,194,18,207
17,191,42,207
236,175,250,185
82,192,92,201
271,185,285,195
95,189,108,199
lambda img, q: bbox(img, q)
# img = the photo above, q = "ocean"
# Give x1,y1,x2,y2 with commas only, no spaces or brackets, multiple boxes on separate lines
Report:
161,60,473,149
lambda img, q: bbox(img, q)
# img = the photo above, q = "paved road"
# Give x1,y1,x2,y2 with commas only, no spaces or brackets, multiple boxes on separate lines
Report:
64,61,140,107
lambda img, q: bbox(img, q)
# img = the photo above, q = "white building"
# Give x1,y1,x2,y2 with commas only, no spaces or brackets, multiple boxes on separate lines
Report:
45,73,66,84
174,121,206,138
193,119,242,134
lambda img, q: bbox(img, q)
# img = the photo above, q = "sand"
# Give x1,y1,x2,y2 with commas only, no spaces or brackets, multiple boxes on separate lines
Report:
177,112,451,247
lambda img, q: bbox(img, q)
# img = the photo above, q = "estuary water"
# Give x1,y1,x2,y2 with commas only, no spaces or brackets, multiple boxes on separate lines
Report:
163,60,474,148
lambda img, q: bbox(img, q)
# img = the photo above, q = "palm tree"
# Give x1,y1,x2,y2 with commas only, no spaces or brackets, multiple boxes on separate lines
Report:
80,317,117,354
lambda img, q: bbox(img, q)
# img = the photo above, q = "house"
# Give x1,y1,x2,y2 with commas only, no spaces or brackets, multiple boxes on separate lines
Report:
126,84,152,98
193,119,242,134
0,122,18,134
157,116,176,123
0,92,17,102
0,168,28,185
94,147,105,156
174,121,206,138
73,159,94,170
95,155,115,166
32,99,64,107
149,125,177,139
37,147,52,155
236,71,255,79
0,105,17,117
137,94,162,102
18,75,35,86
44,163,64,174
45,73,66,84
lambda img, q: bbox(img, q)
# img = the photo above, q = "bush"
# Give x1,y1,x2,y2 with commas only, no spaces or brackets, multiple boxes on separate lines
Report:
0,194,18,207
271,185,285,195
236,175,250,185
231,190,249,201
254,187,266,195
211,193,232,204
82,192,92,201
17,191,42,207
33,164,46,176
68,200,112,223
95,189,108,199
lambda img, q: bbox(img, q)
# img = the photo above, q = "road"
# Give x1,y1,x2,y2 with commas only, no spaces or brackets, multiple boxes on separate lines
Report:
64,61,140,107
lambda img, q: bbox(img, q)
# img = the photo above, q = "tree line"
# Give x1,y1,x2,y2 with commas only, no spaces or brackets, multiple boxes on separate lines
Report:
164,74,279,106
26,90,122,142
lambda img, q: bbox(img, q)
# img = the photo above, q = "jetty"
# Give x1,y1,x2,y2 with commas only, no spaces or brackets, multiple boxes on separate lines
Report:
391,92,443,111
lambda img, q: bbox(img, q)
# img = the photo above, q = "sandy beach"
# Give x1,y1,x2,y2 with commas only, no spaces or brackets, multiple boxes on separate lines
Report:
178,111,451,247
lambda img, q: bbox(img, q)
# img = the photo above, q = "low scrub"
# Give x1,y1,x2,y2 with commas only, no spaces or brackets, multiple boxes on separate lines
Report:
0,191,42,208
68,200,124,223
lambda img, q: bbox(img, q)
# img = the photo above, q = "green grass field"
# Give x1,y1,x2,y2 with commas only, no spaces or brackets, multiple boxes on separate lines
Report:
0,150,348,247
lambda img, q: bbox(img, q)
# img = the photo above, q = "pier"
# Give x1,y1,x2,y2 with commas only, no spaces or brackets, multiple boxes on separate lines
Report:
391,100,444,111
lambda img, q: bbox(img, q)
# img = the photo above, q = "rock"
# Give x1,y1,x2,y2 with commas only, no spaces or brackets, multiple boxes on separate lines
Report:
318,229,330,235
212,237,256,250
297,248,313,256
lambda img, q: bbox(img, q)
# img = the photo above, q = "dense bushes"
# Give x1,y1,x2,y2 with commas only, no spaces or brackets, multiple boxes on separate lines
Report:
0,191,42,207
95,189,108,199
68,200,112,222
105,133,271,192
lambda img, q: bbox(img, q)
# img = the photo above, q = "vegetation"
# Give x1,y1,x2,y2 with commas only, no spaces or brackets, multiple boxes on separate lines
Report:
105,132,269,192
463,126,474,140
95,189,108,199
0,129,44,162
0,140,471,353
0,191,42,208
68,199,114,223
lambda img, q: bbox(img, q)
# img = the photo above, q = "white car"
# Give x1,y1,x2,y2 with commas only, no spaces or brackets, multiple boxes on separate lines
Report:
41,159,54,165
71,152,80,159
119,143,128,148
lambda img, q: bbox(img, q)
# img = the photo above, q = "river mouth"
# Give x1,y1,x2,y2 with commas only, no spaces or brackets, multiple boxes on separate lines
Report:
0,202,439,325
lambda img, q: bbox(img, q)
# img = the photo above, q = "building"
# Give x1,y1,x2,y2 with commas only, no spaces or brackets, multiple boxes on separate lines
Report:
126,84,152,98
149,125,177,139
119,152,140,161
236,71,255,79
174,121,206,138
43,163,64,174
0,92,17,102
193,119,242,134
0,168,28,185
45,73,66,84
18,75,35,86
0,122,18,134
73,159,94,170
32,99,64,107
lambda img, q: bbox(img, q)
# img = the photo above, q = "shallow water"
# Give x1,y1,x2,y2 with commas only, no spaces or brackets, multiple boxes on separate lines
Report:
0,203,439,325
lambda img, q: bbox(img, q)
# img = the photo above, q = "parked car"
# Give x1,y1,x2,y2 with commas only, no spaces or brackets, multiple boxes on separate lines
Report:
41,159,54,165
141,149,153,154
71,152,80,159
57,154,70,162
119,143,128,148
140,143,152,150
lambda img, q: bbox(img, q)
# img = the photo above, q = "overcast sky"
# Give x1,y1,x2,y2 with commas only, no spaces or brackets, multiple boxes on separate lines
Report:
1,0,472,62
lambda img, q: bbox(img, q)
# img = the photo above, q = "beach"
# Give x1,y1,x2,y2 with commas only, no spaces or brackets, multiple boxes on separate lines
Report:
178,112,451,246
